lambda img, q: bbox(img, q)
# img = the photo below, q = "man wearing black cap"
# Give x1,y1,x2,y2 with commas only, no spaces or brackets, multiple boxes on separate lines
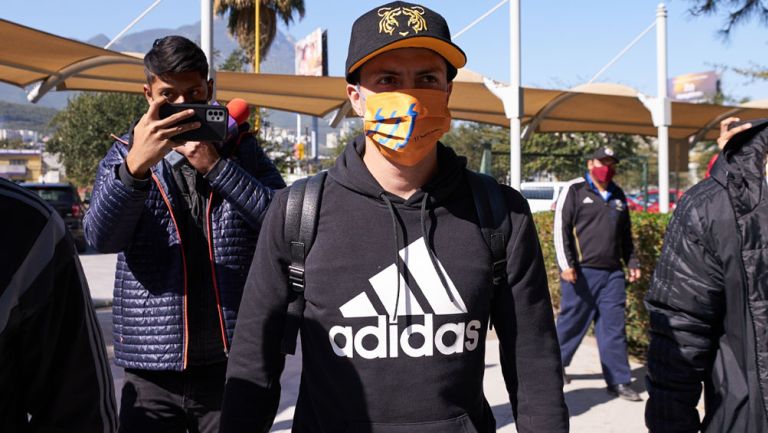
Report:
554,146,642,401
220,2,568,432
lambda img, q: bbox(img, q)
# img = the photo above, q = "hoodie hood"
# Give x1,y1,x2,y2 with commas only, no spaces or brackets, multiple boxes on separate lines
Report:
711,119,768,216
328,135,468,208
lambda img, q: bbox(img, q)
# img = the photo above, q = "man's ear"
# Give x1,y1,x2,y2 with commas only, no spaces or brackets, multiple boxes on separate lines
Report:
143,84,153,104
347,83,364,117
206,79,214,102
446,82,453,101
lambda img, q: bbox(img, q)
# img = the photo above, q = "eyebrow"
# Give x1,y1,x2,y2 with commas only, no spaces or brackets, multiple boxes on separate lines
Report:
156,84,204,92
415,67,444,75
369,66,445,76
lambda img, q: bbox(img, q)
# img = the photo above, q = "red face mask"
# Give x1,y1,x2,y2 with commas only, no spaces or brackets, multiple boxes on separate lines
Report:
591,165,616,184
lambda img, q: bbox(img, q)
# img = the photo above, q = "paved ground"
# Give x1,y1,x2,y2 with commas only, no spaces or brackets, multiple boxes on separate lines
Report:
79,247,116,305
84,252,650,432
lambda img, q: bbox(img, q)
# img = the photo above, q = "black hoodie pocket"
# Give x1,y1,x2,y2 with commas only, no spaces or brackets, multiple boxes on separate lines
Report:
346,414,478,433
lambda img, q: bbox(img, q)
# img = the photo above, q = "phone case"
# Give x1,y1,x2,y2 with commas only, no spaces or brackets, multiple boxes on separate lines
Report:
159,103,229,142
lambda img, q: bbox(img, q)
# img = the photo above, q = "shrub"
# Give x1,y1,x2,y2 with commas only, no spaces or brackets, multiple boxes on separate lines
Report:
532,211,671,359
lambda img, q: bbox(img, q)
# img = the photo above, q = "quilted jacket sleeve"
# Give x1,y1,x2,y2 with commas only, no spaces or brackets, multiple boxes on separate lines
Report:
83,142,150,253
207,137,286,230
644,199,724,433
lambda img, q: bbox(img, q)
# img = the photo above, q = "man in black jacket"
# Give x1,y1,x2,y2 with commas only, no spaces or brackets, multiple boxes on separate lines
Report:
0,177,117,433
645,120,768,433
554,147,642,401
220,2,569,433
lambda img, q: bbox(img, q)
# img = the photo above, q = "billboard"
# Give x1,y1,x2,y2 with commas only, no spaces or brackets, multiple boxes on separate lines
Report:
295,28,328,77
668,71,720,104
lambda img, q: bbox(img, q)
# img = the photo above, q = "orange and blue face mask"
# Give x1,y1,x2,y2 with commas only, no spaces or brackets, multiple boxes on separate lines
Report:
363,89,451,166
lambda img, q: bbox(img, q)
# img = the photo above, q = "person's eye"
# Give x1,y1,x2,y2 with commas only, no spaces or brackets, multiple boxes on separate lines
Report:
377,76,396,86
419,75,439,83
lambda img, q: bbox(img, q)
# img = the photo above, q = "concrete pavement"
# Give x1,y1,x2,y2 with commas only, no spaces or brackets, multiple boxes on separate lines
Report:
83,252,650,432
79,249,117,307
265,336,649,433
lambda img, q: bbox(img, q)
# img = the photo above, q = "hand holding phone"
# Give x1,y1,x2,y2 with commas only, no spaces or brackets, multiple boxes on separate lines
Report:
126,98,200,178
158,103,229,142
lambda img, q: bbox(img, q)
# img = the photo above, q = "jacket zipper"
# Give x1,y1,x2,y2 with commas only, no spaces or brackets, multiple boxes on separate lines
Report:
729,191,768,421
206,191,230,354
152,173,190,370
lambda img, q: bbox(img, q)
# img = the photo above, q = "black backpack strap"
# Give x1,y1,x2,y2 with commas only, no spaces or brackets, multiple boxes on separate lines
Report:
466,170,509,319
280,171,327,355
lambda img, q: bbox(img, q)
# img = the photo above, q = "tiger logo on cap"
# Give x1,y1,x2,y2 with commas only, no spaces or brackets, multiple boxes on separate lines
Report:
378,6,427,37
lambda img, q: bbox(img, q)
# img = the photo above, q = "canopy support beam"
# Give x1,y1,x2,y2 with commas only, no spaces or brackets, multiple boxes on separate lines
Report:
27,56,142,103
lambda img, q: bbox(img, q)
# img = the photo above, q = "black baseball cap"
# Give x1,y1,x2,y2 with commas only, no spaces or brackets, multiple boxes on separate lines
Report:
589,146,620,163
345,1,467,83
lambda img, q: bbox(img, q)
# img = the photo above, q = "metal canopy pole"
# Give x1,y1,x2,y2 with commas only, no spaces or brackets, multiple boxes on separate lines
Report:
509,0,522,189
656,3,670,213
201,0,215,91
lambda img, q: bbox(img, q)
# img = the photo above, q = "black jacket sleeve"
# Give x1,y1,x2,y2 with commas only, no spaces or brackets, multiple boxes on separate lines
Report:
492,188,569,433
644,202,723,433
220,190,291,433
554,183,578,271
621,197,640,269
6,201,118,432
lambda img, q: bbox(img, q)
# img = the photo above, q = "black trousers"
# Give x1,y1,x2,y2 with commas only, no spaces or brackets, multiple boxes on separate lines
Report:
118,362,227,433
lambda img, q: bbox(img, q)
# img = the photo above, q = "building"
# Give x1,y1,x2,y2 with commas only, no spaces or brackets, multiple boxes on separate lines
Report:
0,149,43,182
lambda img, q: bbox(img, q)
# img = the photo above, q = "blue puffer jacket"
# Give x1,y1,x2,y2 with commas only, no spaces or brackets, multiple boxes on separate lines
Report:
85,126,285,371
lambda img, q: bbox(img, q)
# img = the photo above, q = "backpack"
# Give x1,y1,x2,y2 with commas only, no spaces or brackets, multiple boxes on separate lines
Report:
280,170,510,355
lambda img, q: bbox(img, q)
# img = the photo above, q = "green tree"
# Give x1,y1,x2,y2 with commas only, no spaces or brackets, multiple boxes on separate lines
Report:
219,47,249,72
524,132,652,190
48,92,146,187
442,122,650,188
441,123,509,181
215,0,305,63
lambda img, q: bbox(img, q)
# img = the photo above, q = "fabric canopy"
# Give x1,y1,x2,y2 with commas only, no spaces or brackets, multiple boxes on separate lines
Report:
3,18,768,143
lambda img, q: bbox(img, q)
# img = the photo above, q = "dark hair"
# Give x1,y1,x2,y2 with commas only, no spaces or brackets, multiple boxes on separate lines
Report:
143,36,209,83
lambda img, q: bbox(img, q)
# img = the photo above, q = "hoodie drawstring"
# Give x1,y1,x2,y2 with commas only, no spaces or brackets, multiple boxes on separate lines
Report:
380,192,459,323
419,193,455,304
380,194,402,323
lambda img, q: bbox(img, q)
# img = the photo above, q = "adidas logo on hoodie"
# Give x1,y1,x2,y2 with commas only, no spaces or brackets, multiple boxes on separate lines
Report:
329,238,482,359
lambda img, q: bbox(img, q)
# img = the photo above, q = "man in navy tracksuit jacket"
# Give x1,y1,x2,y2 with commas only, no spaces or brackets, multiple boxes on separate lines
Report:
554,146,642,401
85,36,284,433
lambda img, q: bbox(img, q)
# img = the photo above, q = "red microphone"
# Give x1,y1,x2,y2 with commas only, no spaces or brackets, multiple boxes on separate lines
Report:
226,98,250,126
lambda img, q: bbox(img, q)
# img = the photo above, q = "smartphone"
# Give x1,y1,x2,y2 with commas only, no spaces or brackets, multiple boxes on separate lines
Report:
158,103,229,142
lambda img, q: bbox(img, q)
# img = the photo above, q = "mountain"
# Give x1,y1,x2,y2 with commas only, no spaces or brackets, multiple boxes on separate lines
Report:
0,18,341,143
0,17,296,110
0,100,57,133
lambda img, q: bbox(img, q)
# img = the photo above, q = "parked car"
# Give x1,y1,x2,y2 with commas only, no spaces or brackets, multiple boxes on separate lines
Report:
627,188,684,213
520,181,569,212
21,182,88,252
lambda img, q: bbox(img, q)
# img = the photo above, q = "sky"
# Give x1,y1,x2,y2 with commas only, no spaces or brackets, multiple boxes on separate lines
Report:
3,0,768,102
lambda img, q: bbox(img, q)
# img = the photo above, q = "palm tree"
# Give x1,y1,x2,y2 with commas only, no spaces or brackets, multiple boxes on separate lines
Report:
688,0,768,37
214,0,305,64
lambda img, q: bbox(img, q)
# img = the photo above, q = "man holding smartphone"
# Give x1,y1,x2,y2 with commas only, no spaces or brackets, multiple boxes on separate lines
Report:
85,35,285,433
